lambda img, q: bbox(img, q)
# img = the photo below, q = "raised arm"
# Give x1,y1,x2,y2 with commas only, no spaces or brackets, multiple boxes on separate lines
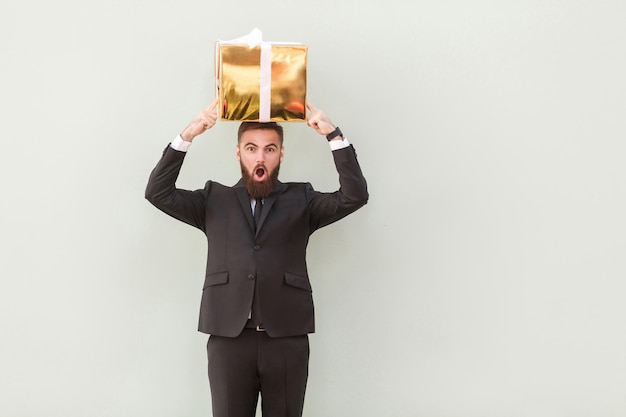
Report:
304,103,369,230
145,100,219,229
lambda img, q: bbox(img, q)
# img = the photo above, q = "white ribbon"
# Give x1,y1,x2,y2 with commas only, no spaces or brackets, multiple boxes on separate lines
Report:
219,27,263,47
259,43,272,122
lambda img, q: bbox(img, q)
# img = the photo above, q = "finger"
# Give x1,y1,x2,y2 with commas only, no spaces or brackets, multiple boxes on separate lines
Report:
306,102,317,113
207,98,219,113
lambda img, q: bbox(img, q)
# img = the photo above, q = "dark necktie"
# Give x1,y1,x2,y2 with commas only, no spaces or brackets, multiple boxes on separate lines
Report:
254,198,263,231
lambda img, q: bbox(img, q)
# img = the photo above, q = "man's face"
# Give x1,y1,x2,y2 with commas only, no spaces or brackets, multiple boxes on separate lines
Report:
236,128,284,199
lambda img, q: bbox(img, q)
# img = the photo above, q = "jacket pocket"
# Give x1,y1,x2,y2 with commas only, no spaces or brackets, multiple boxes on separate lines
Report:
284,273,312,292
203,272,229,289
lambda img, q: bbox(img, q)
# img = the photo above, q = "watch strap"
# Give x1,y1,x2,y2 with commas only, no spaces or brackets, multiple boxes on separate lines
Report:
326,126,343,141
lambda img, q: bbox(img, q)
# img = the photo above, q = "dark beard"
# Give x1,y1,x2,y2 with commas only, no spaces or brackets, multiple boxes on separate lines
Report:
241,163,280,199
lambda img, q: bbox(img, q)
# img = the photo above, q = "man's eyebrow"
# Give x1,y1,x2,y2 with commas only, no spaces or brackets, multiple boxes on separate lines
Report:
242,142,278,149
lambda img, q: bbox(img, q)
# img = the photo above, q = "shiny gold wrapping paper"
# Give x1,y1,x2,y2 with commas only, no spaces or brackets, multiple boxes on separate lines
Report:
216,43,307,122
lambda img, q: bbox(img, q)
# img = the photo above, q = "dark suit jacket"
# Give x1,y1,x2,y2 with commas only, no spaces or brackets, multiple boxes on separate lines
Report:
145,143,368,337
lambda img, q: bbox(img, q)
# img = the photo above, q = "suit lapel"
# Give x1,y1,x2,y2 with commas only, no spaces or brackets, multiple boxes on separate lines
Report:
234,181,255,233
234,180,288,236
257,182,287,234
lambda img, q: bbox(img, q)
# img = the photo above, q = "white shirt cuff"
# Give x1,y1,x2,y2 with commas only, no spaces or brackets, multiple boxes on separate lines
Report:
170,134,348,152
329,136,350,151
170,134,192,152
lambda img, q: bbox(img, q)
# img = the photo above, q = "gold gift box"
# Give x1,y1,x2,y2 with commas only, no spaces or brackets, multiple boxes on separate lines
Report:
215,30,307,122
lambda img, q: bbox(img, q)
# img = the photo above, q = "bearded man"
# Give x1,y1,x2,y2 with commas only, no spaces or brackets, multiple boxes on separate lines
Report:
145,100,368,417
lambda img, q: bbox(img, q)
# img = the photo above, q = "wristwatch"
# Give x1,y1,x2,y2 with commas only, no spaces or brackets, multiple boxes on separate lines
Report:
326,126,343,141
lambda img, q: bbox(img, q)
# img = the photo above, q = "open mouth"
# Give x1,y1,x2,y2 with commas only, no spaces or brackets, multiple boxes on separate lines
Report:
254,166,266,180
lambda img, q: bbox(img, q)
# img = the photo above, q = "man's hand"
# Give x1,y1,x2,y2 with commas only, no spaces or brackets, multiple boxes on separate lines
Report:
306,103,337,137
180,99,219,142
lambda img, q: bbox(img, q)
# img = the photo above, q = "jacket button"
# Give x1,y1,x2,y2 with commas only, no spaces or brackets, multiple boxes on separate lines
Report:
248,274,256,280
253,245,261,251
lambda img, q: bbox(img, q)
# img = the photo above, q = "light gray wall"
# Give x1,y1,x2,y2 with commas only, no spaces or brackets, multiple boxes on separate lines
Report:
2,0,625,416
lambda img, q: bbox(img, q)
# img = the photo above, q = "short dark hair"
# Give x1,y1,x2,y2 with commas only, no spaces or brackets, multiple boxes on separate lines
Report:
237,122,284,145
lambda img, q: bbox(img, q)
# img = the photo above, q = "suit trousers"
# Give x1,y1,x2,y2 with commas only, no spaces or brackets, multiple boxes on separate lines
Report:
207,330,310,417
